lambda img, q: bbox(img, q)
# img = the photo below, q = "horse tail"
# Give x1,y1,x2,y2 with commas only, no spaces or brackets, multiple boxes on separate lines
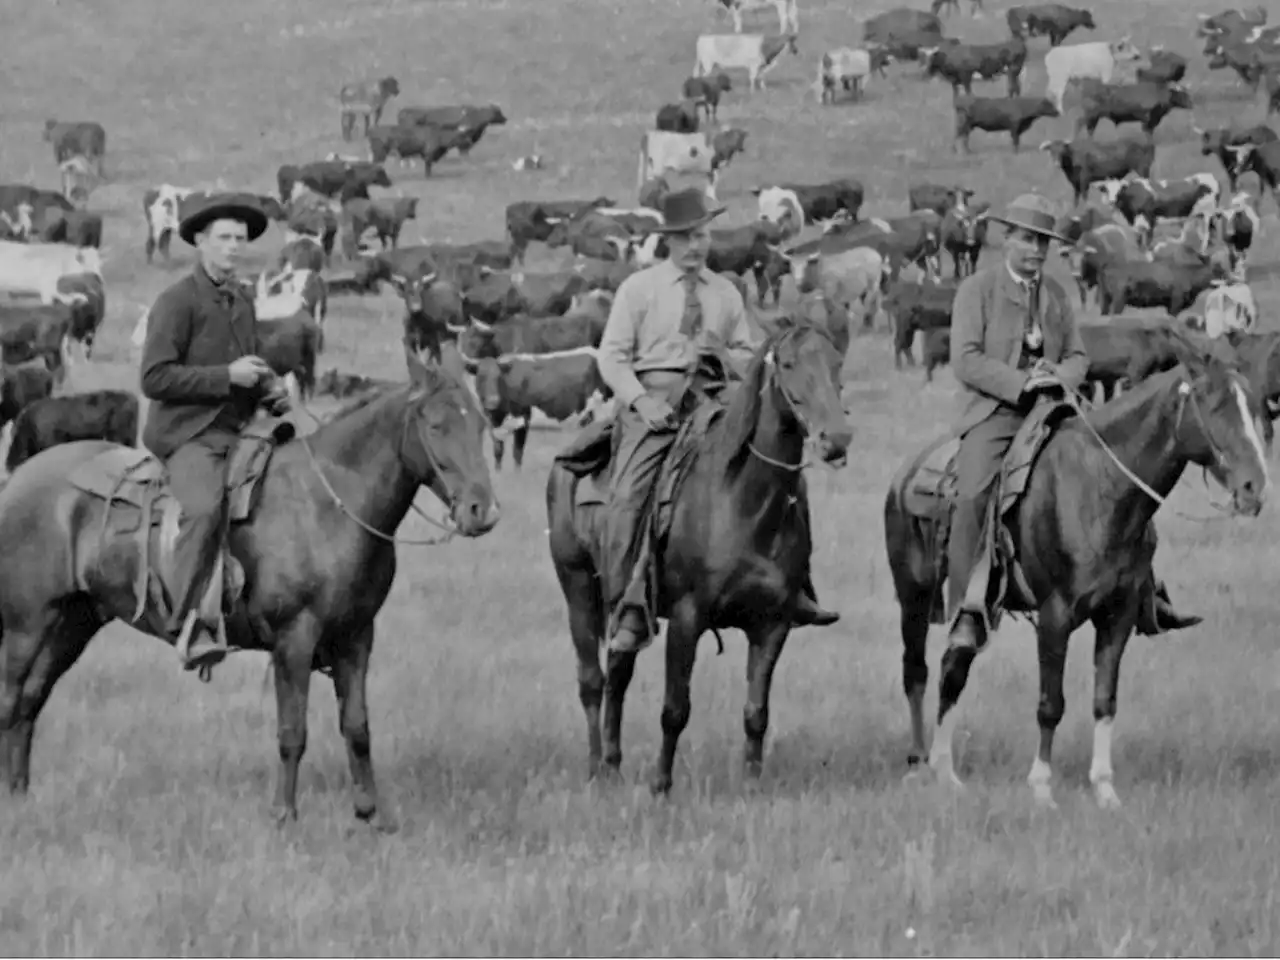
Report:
5,409,37,473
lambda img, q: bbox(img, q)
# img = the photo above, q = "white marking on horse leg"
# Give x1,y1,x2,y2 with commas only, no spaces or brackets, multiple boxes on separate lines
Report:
1235,382,1270,491
1089,717,1121,809
927,707,965,789
1027,755,1056,808
284,372,301,408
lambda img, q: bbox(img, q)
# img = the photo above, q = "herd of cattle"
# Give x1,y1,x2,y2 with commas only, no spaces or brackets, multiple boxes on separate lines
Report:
1,0,1280,478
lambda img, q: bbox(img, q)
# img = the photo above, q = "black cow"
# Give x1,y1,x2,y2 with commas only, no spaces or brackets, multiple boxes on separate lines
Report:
921,327,951,381
276,160,391,203
56,272,106,357
459,292,611,360
257,314,322,400
908,183,974,216
1198,124,1278,191
752,179,865,225
1206,38,1280,87
1079,319,1185,398
1198,7,1267,39
341,196,418,252
466,351,608,469
1107,178,1212,245
1041,136,1156,204
884,278,957,366
1006,4,1095,45
0,359,55,430
1137,49,1188,84
5,389,138,472
711,128,749,171
352,245,440,293
37,209,103,248
682,73,733,121
705,222,787,306
0,305,71,381
863,7,943,42
954,95,1058,152
395,104,508,155
1077,81,1192,137
941,201,990,277
395,274,467,353
656,101,700,133
1098,258,1228,315
367,125,470,176
924,38,1028,96
504,198,615,262
462,270,589,325
1224,140,1280,198
43,120,106,176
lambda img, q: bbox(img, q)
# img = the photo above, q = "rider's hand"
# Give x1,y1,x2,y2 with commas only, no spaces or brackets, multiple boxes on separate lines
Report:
263,383,292,416
633,395,676,430
229,355,273,388
1021,371,1063,399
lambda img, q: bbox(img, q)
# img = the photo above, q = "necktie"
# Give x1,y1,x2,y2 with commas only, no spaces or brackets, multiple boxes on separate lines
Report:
1024,278,1043,351
680,272,703,339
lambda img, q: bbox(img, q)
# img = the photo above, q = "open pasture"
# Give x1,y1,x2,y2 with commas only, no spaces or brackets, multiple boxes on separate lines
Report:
3,0,1280,954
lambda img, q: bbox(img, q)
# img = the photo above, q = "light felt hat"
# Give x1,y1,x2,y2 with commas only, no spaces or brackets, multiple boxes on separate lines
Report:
985,192,1068,243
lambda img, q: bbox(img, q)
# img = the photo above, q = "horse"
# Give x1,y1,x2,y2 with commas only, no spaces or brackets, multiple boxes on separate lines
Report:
546,314,853,795
0,349,499,828
884,346,1269,810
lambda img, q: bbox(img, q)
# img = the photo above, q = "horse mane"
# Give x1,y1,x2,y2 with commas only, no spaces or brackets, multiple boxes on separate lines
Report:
719,316,816,473
319,382,404,424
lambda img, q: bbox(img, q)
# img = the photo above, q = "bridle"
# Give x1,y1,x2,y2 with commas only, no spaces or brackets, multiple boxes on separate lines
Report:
746,325,834,473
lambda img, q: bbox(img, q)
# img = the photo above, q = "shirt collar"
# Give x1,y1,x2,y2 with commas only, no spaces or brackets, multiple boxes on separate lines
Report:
662,258,709,286
195,262,243,305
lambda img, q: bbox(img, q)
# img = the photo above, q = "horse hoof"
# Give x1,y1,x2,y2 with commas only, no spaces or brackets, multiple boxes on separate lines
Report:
743,760,763,781
1093,781,1122,811
649,774,673,797
272,805,298,827
1030,785,1058,810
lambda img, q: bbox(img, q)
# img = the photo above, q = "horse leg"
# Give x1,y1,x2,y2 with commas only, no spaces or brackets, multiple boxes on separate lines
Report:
601,649,638,773
271,618,319,823
651,596,701,796
900,591,933,769
511,420,530,470
743,621,791,779
563,569,607,777
331,624,396,832
0,602,98,793
1088,602,1138,810
1027,599,1073,809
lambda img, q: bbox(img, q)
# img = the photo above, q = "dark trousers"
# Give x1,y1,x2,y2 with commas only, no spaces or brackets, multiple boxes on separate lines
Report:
947,410,1022,619
164,432,234,633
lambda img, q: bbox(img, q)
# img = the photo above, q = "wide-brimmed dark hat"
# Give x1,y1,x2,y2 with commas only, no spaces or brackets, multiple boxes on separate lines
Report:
178,192,269,246
985,193,1068,243
653,187,726,233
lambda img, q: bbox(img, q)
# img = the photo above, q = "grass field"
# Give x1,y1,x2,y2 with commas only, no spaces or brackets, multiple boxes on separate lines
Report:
3,0,1280,954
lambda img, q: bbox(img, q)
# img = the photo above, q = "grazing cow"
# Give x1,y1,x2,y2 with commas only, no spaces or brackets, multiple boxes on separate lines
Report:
1043,38,1142,112
788,245,885,334
276,160,391,204
396,104,509,155
1076,81,1192,137
505,198,614,262
954,95,1058,152
941,201,990,276
1137,48,1188,84
923,38,1028,97
43,120,106,176
1224,141,1280,199
5,389,138,472
0,359,55,430
862,8,943,43
462,270,589,325
465,349,608,469
1041,135,1155,204
1006,4,1095,46
142,184,192,264
682,73,733,121
753,180,865,233
0,241,102,305
717,0,800,34
637,131,716,196
710,128,749,170
341,196,419,252
705,222,788,306
1197,124,1277,191
58,156,95,208
884,278,957,366
367,125,469,176
814,48,873,102
1098,256,1228,315
909,184,973,216
656,101,701,133
693,33,799,91
339,76,401,141
1203,282,1258,338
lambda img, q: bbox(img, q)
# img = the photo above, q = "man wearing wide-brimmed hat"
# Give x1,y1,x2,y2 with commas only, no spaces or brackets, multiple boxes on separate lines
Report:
140,192,290,673
946,193,1199,651
596,187,841,656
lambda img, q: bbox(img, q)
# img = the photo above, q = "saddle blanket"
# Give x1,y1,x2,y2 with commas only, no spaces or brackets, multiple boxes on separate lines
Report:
901,398,1077,629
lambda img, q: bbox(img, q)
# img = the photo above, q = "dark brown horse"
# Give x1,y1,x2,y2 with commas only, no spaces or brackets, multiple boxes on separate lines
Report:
885,348,1269,809
547,316,853,795
0,350,498,828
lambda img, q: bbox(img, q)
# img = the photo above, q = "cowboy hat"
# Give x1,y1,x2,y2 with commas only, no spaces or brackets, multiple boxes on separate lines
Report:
653,187,726,233
984,193,1068,243
178,192,269,246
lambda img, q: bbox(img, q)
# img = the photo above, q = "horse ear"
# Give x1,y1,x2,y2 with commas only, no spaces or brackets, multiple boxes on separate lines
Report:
405,342,437,384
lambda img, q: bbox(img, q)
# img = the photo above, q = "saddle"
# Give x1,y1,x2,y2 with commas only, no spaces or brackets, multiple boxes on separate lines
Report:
900,398,1077,630
64,418,296,644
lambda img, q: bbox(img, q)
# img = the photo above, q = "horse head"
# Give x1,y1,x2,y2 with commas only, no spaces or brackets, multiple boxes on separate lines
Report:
728,313,852,470
1172,338,1270,516
401,343,500,537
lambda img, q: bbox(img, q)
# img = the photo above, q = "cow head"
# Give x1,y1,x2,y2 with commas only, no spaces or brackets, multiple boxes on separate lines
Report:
1225,143,1256,176
379,76,401,98
754,186,804,236
1166,83,1194,109
1109,36,1142,62
1039,139,1069,163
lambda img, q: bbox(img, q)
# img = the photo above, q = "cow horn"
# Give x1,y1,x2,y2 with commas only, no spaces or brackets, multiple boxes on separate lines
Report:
419,271,437,286
497,356,516,372
469,317,494,333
